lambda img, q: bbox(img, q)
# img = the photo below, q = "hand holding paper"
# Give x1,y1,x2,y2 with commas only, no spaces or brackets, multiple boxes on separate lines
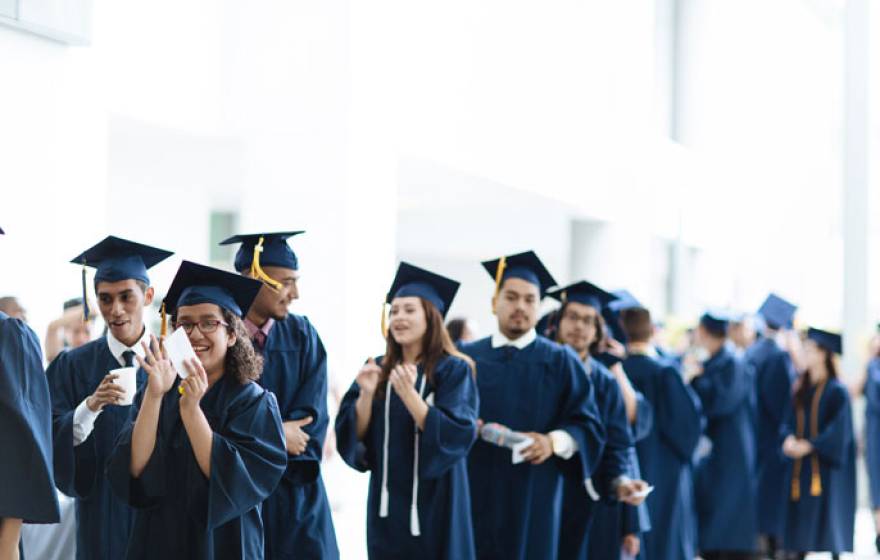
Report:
164,327,198,379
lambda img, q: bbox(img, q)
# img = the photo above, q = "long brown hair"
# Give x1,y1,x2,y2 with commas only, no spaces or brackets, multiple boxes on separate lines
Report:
380,297,475,392
793,345,838,407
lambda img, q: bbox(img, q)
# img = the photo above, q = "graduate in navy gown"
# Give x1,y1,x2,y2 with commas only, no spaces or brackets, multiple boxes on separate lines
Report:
460,251,606,560
746,293,797,557
689,311,758,560
780,328,855,558
335,262,479,559
219,231,338,559
620,304,703,560
107,261,287,559
0,225,61,559
542,282,650,560
864,325,880,553
47,236,172,560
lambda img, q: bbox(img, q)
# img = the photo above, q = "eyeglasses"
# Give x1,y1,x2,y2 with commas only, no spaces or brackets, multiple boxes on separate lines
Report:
562,311,597,327
174,319,229,334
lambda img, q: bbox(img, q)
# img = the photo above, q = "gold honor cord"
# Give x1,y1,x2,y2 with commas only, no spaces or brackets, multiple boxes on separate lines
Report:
491,256,507,313
791,380,827,501
250,236,283,291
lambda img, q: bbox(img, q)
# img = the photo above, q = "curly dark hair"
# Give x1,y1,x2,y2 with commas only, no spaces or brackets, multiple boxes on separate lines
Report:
220,309,263,384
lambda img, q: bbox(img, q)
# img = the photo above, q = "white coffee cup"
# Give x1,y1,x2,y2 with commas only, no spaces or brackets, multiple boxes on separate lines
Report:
111,366,137,406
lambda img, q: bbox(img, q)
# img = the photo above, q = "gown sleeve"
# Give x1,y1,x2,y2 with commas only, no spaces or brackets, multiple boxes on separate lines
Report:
46,351,99,499
657,364,703,462
106,386,168,508
419,358,479,480
556,351,607,485
189,388,288,530
757,352,794,435
631,391,654,443
593,371,632,500
0,318,60,523
809,385,853,468
282,320,330,484
334,380,371,473
691,355,751,418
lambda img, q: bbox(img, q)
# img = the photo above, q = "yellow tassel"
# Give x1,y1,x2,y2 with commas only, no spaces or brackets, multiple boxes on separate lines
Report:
808,381,827,497
160,302,167,337
791,399,805,501
381,302,389,339
791,379,827,501
810,461,822,496
491,256,507,313
250,236,283,291
561,290,568,304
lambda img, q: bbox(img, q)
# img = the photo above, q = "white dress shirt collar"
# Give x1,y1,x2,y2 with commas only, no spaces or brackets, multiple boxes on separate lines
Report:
107,325,151,367
491,328,537,350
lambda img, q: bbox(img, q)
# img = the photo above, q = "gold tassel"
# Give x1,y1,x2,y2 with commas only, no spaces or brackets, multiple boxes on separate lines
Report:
791,380,827,501
160,302,167,337
809,381,827,497
791,404,805,502
381,302,389,339
250,236,282,291
561,290,568,304
491,256,507,313
810,456,822,496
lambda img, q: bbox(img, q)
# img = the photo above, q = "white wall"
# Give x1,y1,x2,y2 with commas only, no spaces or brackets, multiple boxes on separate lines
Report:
0,26,107,342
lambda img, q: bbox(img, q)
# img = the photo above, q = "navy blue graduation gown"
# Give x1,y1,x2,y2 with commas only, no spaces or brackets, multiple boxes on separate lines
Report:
864,357,880,508
107,374,287,559
256,314,338,559
335,354,479,560
587,390,654,560
0,312,60,524
746,336,795,539
559,358,633,560
691,346,758,553
461,336,605,560
623,352,702,560
781,378,856,553
46,337,145,559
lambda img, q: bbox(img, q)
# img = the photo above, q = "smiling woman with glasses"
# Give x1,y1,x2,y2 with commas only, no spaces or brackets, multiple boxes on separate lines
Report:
107,261,288,560
174,318,229,335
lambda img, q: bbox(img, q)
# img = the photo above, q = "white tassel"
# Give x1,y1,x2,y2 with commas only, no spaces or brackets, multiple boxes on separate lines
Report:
410,505,421,537
410,374,427,536
379,488,389,518
379,387,392,518
585,478,600,501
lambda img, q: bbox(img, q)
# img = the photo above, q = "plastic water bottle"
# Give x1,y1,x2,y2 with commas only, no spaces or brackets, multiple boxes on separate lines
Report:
479,423,530,449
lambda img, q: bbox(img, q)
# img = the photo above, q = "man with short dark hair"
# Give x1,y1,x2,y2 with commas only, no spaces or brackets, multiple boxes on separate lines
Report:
47,236,172,560
690,311,758,560
746,294,798,557
620,303,703,560
220,231,338,560
0,296,27,322
461,251,606,560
